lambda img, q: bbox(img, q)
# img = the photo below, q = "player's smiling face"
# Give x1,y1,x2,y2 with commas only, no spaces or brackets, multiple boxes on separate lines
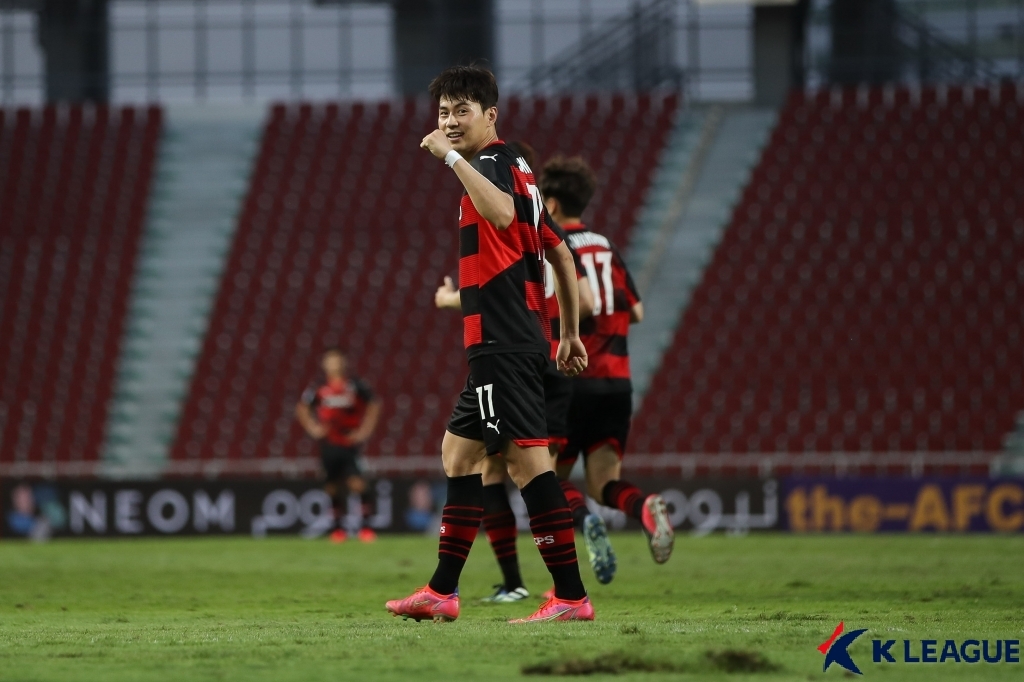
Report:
438,97,496,156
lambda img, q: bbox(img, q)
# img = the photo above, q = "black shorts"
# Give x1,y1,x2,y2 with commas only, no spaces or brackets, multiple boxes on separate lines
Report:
560,391,633,467
447,353,549,456
544,361,573,453
320,442,362,481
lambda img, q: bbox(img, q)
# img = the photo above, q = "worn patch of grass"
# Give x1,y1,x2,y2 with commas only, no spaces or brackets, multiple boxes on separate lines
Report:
705,649,781,673
522,651,686,675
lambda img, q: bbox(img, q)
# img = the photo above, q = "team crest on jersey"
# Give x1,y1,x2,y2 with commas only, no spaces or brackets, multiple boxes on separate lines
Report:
322,393,355,408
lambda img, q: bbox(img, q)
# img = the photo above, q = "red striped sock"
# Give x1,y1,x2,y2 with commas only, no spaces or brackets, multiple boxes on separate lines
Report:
482,483,523,590
559,479,589,527
602,479,646,520
428,474,483,596
522,471,586,601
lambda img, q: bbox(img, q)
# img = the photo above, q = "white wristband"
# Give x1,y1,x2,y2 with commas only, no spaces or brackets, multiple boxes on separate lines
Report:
444,150,463,168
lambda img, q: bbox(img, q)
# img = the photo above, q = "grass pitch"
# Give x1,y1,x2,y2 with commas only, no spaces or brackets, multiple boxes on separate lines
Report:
1,533,1022,681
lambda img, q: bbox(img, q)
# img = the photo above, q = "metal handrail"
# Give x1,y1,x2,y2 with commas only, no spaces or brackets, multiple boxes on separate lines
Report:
893,3,1002,82
517,0,682,94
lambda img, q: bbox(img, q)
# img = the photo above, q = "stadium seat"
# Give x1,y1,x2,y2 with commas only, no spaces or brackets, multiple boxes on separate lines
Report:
171,93,679,461
633,84,1024,456
0,104,162,468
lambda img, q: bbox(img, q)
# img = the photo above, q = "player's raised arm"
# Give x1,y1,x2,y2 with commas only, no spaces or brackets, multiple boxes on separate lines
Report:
420,68,516,230
548,240,588,377
422,129,515,229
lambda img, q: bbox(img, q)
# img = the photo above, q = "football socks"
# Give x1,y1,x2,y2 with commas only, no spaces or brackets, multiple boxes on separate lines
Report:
482,483,524,591
428,474,484,596
602,479,646,520
521,471,586,601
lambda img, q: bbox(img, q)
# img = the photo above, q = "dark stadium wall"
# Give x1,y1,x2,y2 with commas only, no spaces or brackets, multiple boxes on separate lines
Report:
393,0,494,96
753,0,808,107
829,0,900,84
37,0,110,102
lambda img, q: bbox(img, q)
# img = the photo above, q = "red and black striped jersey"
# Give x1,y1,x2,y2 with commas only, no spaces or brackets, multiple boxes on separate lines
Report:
564,223,641,394
459,141,563,358
543,215,585,360
301,376,375,446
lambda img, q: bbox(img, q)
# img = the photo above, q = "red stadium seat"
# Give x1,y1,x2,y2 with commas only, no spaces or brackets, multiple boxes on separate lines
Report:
634,85,1024,454
0,104,162,467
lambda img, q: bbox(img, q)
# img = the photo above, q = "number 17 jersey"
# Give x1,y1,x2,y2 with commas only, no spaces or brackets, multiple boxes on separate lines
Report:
458,141,563,359
563,223,642,394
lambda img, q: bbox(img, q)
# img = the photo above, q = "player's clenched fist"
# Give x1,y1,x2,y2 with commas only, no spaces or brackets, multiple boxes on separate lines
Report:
434,276,460,310
420,129,454,160
556,337,588,378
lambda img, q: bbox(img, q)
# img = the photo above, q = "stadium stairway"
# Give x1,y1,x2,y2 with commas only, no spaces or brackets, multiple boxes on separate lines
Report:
103,106,264,474
627,106,778,405
1005,413,1024,474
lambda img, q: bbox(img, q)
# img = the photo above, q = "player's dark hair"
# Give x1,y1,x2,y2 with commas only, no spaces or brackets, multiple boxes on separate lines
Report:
428,65,499,111
322,347,346,359
538,156,598,217
508,141,536,169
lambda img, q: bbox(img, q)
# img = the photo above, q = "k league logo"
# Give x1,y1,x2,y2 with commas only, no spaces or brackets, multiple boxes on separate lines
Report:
818,622,1021,674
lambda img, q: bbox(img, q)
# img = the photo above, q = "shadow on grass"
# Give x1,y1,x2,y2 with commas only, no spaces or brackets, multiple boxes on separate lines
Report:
522,649,780,676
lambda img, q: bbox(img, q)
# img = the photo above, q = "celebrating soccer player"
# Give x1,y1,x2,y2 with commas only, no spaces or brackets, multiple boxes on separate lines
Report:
434,141,598,603
295,348,382,542
386,66,594,623
539,156,675,566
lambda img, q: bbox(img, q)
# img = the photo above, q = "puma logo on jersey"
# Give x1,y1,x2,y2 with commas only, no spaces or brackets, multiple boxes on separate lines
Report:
486,419,501,432
479,154,498,161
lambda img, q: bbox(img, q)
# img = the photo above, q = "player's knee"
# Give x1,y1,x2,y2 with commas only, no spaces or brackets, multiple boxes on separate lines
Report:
504,444,553,489
347,475,366,495
441,431,487,477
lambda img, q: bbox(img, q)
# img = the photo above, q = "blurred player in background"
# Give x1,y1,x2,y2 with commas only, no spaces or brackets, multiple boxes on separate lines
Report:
434,141,599,603
387,65,594,623
539,156,675,567
295,348,382,543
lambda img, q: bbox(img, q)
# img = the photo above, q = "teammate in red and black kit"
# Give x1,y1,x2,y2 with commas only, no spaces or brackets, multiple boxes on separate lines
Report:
434,141,598,603
295,348,382,543
539,156,675,567
386,66,594,623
